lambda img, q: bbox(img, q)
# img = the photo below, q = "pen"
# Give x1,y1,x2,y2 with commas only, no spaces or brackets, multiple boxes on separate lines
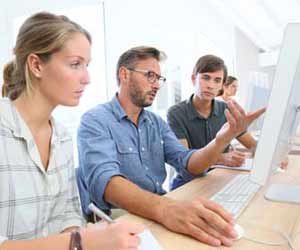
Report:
88,203,115,224
89,204,145,238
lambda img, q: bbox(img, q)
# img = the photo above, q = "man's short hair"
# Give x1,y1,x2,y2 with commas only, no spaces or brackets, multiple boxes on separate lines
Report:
192,55,228,84
116,46,166,86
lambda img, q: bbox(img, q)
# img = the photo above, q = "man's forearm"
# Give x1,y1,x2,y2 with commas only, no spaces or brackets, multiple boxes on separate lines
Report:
187,136,230,175
104,176,171,223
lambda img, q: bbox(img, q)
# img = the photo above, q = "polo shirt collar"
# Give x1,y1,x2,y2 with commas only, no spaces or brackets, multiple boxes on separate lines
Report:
212,98,224,116
187,94,223,120
186,95,200,120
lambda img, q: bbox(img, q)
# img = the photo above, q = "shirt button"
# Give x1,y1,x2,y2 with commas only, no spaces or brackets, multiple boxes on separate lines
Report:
156,181,159,186
141,147,145,151
145,167,149,170
129,147,133,151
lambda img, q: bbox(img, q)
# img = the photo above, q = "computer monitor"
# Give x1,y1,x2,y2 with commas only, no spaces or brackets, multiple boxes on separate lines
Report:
247,85,270,132
245,71,270,133
249,23,300,203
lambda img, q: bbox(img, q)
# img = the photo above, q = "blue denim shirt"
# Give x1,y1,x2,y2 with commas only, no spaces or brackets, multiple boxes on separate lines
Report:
77,95,196,216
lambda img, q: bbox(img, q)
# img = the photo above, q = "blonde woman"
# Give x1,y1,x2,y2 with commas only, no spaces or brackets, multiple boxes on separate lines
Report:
0,12,143,250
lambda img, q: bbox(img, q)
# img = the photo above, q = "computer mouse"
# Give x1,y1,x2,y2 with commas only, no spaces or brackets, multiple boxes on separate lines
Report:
233,224,244,240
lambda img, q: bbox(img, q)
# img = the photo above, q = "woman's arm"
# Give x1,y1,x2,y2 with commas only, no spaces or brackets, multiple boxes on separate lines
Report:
1,233,70,250
1,221,144,250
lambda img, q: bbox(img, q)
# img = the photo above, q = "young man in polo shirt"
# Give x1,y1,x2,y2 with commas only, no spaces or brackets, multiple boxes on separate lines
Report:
167,55,257,190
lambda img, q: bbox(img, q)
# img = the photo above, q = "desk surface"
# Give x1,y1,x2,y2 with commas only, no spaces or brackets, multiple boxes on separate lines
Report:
121,155,300,250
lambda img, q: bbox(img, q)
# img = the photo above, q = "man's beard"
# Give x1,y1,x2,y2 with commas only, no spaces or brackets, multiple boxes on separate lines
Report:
129,84,154,108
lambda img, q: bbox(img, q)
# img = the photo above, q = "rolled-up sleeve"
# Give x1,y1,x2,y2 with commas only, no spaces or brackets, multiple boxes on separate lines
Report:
159,118,197,180
77,111,126,211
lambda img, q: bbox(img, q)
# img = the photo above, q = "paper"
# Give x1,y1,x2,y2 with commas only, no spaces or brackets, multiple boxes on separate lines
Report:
139,229,163,250
212,158,253,172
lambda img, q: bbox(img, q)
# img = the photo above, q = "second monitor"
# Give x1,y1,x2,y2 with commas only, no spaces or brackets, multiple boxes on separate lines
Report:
250,23,300,203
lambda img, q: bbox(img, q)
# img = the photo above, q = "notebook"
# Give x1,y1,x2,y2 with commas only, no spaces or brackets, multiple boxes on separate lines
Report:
139,229,163,250
212,158,253,172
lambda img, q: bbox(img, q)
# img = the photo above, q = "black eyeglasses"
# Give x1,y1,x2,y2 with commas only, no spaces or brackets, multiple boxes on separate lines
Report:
127,67,166,87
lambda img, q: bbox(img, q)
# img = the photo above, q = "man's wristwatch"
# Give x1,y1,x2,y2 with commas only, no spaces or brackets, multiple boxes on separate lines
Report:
69,230,83,250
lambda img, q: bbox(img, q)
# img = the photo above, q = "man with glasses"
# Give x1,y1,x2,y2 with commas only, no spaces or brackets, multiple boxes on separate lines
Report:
76,46,265,247
126,67,166,85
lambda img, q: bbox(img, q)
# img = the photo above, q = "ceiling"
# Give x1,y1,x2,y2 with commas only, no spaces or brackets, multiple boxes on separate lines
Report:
2,0,299,57
212,0,300,53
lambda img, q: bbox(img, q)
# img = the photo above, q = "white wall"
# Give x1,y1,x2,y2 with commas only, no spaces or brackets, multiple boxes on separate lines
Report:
2,0,271,109
103,0,236,99
0,8,14,71
0,0,101,74
234,28,260,108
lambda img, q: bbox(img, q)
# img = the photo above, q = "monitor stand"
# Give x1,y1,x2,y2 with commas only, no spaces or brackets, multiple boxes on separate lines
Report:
265,184,300,204
265,107,300,204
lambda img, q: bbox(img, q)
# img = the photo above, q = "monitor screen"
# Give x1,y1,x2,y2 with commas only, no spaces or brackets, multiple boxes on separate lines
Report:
249,23,300,203
247,85,270,132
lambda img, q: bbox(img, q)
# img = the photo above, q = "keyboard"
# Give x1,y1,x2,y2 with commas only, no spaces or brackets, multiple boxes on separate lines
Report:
210,174,261,218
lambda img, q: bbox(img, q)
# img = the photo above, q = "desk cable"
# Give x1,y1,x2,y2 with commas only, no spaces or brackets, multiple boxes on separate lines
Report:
290,230,300,250
239,220,297,250
243,229,295,249
239,160,300,249
288,208,300,250
245,193,300,250
270,168,300,248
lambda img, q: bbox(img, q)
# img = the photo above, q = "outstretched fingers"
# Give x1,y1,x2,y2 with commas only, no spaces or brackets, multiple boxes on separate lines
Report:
230,100,246,117
246,107,266,124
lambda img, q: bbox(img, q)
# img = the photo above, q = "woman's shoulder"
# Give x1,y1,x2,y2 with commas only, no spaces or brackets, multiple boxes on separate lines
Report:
0,98,18,130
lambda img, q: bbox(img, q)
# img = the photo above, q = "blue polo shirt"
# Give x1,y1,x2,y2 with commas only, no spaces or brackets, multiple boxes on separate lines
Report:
77,95,196,216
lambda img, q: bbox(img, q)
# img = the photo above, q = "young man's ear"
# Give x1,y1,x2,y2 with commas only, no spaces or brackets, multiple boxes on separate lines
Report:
27,53,43,79
191,73,197,86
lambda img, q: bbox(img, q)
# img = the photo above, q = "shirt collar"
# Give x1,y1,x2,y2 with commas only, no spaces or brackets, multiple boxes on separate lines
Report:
110,94,150,123
50,117,72,143
0,98,70,142
186,94,223,120
0,98,33,140
110,94,128,121
212,98,224,116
